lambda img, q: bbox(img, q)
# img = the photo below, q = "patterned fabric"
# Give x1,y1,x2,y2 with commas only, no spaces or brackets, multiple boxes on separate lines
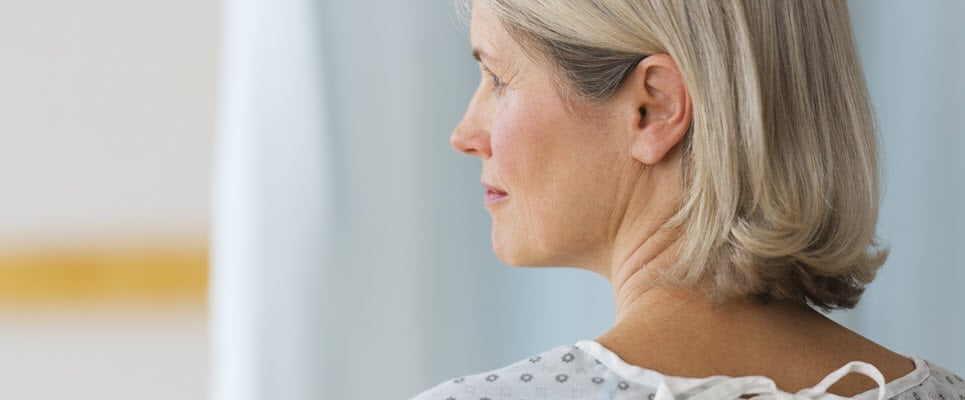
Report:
411,340,965,400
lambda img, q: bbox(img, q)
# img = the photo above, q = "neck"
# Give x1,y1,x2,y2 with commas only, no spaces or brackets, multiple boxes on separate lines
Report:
599,186,683,323
592,185,916,394
595,149,685,323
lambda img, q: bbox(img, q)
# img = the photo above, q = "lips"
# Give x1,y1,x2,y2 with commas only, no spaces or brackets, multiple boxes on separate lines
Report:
483,183,509,204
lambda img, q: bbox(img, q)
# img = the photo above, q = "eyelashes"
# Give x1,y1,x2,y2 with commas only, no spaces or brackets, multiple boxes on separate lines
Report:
482,67,506,95
488,71,504,91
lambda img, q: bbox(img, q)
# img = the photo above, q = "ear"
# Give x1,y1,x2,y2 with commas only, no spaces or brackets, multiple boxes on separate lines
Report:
618,54,692,165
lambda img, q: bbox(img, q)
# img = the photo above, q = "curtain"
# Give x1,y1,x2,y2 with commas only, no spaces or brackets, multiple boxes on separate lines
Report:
211,0,333,398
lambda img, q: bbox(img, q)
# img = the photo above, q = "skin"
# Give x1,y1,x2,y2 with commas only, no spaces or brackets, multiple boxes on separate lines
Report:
451,2,915,397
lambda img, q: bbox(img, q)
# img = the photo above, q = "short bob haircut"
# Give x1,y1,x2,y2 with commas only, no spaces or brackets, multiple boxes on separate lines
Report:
465,0,888,310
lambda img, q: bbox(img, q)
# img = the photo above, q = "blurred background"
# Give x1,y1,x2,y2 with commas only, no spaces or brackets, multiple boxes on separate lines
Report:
0,1,961,399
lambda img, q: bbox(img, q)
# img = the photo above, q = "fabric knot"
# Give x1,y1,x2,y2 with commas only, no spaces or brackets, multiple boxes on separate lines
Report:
653,361,887,400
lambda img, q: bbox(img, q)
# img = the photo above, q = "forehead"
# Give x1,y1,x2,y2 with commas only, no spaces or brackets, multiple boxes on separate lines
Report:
467,2,590,111
469,2,509,61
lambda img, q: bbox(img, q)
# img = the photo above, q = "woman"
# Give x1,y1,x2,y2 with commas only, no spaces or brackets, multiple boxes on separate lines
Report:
414,1,964,399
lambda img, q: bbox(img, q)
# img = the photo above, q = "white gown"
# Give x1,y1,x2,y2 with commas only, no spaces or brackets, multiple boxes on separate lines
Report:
411,340,965,400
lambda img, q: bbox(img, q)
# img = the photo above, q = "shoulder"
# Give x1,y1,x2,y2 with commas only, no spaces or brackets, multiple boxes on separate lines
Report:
409,343,644,400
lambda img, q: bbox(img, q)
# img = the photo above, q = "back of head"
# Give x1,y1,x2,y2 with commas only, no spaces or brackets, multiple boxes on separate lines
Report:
473,0,887,309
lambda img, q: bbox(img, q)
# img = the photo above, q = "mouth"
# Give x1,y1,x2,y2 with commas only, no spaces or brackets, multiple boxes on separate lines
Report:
483,183,509,205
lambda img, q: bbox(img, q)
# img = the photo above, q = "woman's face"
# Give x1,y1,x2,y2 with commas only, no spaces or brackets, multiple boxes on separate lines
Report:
451,3,636,268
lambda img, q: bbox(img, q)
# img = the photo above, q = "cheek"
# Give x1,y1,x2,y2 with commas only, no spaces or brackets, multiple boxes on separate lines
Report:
490,98,553,178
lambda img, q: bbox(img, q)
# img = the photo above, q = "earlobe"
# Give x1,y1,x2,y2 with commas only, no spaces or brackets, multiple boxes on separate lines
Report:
624,54,692,166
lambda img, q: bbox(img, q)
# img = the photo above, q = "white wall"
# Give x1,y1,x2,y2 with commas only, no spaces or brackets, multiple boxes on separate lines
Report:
0,0,218,245
0,1,217,399
0,305,208,400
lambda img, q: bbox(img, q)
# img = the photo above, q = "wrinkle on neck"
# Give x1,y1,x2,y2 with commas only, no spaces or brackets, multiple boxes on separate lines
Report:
607,210,683,323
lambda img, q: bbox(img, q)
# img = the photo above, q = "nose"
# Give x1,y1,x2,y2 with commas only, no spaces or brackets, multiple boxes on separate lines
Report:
450,85,492,159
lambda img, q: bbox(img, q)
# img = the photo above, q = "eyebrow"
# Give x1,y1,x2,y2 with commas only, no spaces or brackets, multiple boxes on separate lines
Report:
472,47,493,63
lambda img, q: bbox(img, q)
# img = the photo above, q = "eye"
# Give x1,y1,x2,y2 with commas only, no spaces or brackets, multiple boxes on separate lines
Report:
484,69,505,94
478,62,507,95
489,72,503,89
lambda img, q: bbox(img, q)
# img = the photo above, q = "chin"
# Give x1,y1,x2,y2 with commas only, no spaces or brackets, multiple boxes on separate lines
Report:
492,242,525,266
492,235,531,266
492,238,557,267
491,224,566,267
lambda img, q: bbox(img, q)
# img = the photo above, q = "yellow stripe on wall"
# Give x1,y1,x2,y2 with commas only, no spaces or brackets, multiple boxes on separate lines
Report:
0,245,208,306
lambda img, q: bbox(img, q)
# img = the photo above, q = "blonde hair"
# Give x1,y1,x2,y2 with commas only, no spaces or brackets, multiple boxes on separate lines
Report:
473,0,887,309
